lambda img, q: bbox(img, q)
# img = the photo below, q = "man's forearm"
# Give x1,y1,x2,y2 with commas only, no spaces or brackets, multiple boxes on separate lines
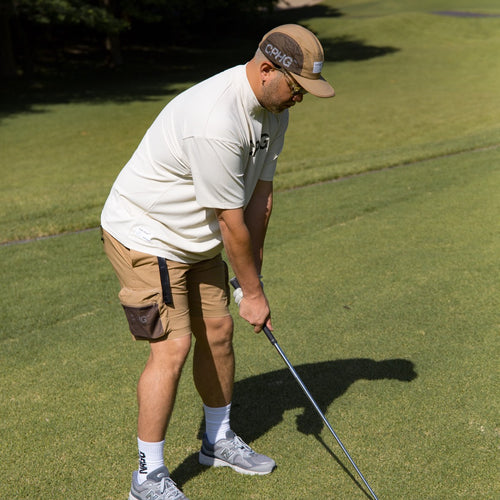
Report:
216,208,263,298
215,206,271,332
244,180,273,274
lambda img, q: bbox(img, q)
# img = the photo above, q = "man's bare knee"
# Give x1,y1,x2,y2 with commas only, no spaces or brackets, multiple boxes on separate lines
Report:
148,335,192,373
195,316,233,347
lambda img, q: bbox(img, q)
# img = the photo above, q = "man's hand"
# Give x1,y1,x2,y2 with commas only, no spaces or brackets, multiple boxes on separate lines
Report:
231,277,272,333
239,294,272,333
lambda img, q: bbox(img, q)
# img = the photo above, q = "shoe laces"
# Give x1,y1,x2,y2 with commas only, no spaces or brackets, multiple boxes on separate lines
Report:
231,435,255,456
159,476,183,499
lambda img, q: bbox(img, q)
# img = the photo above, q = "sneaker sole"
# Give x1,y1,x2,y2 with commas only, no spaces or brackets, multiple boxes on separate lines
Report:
198,451,275,476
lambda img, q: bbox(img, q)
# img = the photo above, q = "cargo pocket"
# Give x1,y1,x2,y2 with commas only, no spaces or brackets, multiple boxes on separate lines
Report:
122,303,164,340
119,287,165,340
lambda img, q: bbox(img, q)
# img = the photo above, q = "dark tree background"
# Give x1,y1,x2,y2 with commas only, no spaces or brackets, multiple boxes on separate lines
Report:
0,0,278,78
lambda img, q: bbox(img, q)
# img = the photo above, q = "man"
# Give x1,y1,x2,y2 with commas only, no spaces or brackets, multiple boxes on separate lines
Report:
101,24,334,500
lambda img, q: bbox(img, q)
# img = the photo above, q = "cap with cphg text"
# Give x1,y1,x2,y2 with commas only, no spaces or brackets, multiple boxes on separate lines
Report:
259,24,335,98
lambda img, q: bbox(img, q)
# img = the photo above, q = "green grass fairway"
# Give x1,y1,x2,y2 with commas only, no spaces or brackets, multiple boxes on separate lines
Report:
1,0,499,243
1,0,499,498
1,147,498,499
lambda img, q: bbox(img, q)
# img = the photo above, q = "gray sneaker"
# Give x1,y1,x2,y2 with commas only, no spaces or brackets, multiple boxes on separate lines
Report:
128,466,188,500
199,430,276,475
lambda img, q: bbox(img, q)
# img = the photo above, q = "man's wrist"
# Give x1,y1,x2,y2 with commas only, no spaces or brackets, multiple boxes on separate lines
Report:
231,275,264,306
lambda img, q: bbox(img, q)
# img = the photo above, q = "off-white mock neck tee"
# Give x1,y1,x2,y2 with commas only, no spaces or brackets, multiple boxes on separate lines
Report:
101,65,289,263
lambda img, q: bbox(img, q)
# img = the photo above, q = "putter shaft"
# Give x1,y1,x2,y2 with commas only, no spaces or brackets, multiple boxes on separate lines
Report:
262,325,379,500
229,277,379,499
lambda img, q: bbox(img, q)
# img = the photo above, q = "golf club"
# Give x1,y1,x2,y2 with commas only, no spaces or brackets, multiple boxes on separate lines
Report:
230,277,379,500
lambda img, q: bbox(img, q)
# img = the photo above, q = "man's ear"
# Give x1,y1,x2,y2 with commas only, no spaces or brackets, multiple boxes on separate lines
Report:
260,61,275,83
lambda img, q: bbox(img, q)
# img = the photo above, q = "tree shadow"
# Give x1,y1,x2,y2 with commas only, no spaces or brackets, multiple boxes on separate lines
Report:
0,46,230,119
0,4,398,121
170,358,416,489
269,3,398,61
273,3,343,21
323,35,399,62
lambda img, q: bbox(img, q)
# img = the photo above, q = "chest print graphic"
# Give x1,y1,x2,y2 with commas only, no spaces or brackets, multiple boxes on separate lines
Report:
249,133,270,157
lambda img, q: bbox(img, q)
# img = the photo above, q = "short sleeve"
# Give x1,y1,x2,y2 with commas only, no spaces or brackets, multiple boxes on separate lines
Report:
259,115,288,181
184,136,246,209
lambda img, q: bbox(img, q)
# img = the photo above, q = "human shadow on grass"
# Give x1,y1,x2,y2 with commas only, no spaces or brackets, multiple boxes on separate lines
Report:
171,358,416,489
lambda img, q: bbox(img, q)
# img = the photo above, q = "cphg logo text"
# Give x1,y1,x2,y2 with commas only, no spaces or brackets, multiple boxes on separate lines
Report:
264,43,293,68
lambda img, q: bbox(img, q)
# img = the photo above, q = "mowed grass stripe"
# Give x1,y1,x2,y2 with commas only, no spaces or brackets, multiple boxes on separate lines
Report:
1,142,498,247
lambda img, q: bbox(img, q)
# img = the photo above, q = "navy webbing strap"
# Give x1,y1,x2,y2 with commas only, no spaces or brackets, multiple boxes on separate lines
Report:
157,257,174,306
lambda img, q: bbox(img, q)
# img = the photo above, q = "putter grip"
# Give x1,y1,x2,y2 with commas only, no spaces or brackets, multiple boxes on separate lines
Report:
229,277,276,344
229,277,240,290
262,325,277,345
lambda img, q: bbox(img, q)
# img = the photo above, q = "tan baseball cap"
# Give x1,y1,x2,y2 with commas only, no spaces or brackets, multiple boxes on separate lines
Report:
259,24,335,98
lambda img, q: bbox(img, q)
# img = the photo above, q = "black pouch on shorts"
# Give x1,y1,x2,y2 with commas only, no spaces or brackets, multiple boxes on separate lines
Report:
122,303,164,340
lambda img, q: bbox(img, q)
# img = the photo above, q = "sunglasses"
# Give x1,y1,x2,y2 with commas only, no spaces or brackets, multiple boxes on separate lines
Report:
272,64,308,97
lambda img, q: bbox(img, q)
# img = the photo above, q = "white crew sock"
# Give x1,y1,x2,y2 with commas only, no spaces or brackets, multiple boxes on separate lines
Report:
137,438,165,485
204,403,232,444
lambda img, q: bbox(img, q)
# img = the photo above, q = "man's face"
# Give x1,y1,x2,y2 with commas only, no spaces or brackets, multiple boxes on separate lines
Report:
261,70,305,114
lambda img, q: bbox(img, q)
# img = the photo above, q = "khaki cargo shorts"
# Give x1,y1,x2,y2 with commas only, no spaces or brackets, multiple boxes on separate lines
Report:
102,229,230,341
